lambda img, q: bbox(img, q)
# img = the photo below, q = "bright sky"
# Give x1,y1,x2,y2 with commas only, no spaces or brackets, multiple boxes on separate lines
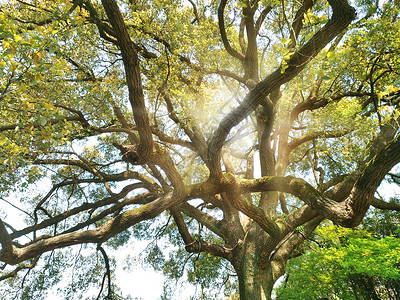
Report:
2,156,400,299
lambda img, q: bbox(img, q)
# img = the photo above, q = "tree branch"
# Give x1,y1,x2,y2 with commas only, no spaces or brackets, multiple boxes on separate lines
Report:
346,133,400,226
255,5,273,35
0,219,19,264
218,0,245,61
96,245,112,300
101,0,153,161
173,205,238,260
270,216,324,281
224,174,283,238
0,256,40,281
11,183,144,240
1,190,186,265
286,129,351,153
288,0,315,48
208,0,356,178
179,203,223,237
371,198,400,211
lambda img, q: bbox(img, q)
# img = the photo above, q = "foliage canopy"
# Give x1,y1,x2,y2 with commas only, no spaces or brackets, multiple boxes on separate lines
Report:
0,0,400,299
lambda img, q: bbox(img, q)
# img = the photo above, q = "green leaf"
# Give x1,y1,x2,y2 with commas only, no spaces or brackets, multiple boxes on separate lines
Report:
39,117,47,126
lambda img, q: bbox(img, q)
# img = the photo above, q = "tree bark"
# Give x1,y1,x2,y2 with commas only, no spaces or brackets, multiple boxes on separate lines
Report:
101,0,153,160
232,236,275,300
234,256,274,300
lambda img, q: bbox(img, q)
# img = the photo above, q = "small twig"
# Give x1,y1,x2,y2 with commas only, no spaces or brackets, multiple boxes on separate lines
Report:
0,196,33,219
97,244,112,300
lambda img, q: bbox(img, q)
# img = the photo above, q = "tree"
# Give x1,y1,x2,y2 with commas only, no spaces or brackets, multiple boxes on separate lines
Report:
276,222,400,299
0,0,399,299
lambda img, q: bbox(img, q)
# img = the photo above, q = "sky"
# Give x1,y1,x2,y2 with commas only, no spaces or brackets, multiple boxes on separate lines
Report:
2,155,400,299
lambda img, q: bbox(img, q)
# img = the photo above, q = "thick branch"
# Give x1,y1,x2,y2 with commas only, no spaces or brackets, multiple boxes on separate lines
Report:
270,216,324,281
184,240,233,259
236,176,348,221
371,198,400,211
238,132,400,227
170,208,194,245
218,0,245,61
101,0,153,161
346,134,400,226
77,0,118,44
1,190,185,265
224,174,283,238
179,203,223,237
0,219,17,263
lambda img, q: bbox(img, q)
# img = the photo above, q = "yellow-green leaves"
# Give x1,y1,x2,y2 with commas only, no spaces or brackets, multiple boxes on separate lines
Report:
303,9,328,26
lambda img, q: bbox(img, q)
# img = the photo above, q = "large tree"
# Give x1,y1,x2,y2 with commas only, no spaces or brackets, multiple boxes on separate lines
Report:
0,0,399,299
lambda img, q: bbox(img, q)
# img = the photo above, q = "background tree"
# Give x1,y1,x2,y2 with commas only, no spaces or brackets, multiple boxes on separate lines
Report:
0,0,399,299
276,214,400,299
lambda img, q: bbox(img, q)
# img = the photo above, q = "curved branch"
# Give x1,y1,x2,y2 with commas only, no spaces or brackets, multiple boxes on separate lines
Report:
290,90,370,123
152,128,195,151
270,216,324,281
285,205,318,231
61,192,157,235
371,198,400,211
10,183,143,240
235,176,349,223
288,0,315,48
1,190,186,265
224,174,283,238
0,256,40,281
218,0,245,61
347,133,400,226
179,203,223,237
96,245,112,299
237,132,400,227
77,0,118,45
255,5,273,35
187,0,200,24
209,68,246,84
319,173,349,192
286,129,351,153
170,208,233,259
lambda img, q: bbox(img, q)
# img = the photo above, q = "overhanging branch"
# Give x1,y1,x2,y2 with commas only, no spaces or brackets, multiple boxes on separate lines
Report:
1,190,185,265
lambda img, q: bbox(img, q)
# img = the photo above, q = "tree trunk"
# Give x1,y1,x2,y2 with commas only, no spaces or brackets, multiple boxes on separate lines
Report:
234,254,274,300
232,234,277,300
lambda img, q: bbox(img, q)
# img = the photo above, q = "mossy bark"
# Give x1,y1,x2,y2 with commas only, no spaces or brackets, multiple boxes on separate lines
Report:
234,249,274,300
231,229,278,300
